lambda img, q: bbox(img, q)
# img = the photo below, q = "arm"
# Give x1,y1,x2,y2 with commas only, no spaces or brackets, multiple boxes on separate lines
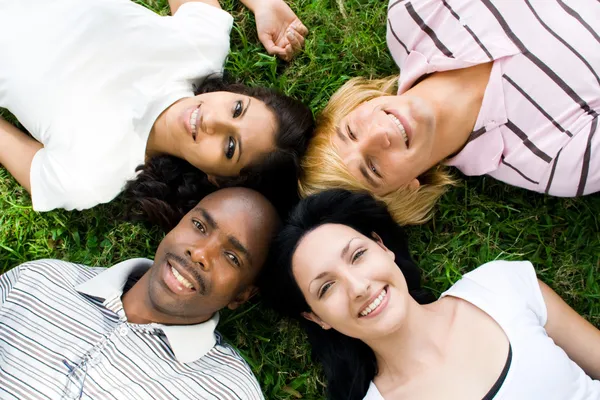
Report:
0,118,43,193
168,0,308,61
540,280,600,379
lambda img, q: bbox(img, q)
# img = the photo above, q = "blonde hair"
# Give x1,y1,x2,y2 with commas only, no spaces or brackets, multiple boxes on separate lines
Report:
298,76,456,225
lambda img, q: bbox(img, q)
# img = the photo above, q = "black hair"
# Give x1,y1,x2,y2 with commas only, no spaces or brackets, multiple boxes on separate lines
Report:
123,75,314,231
259,189,435,400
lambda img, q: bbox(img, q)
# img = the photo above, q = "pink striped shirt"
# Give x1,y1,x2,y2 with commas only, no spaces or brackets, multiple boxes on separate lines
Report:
387,0,600,196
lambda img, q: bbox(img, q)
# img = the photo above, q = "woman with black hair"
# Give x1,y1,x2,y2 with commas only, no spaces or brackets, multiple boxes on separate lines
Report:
261,189,600,400
0,0,313,213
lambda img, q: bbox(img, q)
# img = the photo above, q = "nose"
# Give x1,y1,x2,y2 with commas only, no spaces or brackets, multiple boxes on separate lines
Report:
346,272,371,299
202,109,233,136
359,124,391,153
186,239,218,272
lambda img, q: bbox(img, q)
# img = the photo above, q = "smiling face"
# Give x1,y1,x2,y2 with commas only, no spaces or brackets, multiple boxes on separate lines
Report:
163,91,278,177
332,95,437,195
292,223,412,341
146,188,278,323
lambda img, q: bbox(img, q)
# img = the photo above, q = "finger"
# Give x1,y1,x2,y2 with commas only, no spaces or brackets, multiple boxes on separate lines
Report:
280,43,293,62
291,21,309,37
258,33,288,58
286,29,305,52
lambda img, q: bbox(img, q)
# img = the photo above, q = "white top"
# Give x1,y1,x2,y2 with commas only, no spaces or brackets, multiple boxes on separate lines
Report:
0,0,233,211
0,258,264,399
364,260,600,399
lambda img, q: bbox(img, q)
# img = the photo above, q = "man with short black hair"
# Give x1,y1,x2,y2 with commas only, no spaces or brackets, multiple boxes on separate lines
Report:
0,187,279,400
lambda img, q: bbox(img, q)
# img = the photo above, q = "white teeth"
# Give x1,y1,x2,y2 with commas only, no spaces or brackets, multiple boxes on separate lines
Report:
360,288,387,317
171,266,194,290
387,113,408,145
190,108,199,135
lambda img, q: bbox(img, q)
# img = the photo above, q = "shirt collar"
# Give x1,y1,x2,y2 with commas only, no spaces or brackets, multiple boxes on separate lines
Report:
75,258,220,364
444,60,508,175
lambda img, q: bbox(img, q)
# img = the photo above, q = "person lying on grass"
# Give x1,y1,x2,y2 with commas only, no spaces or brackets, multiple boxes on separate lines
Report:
299,0,600,225
0,0,313,213
261,189,600,400
0,187,280,399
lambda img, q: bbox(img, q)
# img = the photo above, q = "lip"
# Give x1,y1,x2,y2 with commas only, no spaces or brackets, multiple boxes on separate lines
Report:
385,109,412,149
358,285,390,319
161,257,199,295
183,104,202,142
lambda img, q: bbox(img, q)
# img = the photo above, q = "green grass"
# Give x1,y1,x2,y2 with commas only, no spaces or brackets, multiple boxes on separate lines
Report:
1,0,600,398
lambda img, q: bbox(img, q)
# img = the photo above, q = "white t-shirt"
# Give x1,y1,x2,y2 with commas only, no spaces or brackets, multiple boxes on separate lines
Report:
0,0,232,211
364,261,600,400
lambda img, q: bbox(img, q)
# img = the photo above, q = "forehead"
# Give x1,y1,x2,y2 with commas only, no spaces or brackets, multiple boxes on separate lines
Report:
239,98,277,169
292,224,362,281
331,131,376,191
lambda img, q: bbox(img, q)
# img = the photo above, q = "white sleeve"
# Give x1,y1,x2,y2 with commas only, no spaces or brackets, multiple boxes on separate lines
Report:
462,260,548,326
29,148,107,211
172,2,233,69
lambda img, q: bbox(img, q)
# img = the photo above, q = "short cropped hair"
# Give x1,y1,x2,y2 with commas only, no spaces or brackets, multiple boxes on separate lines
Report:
298,76,455,225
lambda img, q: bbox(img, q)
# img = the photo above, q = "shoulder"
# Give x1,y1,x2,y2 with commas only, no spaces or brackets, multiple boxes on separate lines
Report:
451,260,547,324
171,2,233,46
183,335,264,399
11,259,100,286
363,381,384,400
462,260,538,288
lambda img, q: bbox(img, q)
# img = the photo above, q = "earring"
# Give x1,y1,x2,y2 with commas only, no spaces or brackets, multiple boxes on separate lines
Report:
321,324,326,329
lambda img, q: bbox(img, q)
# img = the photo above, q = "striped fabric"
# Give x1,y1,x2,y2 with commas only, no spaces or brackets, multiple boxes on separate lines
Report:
0,259,263,400
387,0,600,196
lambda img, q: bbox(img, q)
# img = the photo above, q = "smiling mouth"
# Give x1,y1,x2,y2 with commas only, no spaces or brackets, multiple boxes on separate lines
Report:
359,286,388,317
171,263,195,290
189,105,201,141
386,113,409,146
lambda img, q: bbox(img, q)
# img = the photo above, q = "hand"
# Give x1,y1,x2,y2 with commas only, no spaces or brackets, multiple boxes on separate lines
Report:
253,0,308,61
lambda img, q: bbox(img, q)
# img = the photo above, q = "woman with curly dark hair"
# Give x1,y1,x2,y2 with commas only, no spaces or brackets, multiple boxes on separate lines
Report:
261,189,600,400
0,0,313,212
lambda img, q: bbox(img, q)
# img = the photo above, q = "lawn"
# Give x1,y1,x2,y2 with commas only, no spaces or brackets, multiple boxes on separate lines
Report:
1,0,599,399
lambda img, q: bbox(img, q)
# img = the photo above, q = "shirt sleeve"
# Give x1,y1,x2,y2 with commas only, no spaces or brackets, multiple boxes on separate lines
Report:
387,0,520,93
462,260,548,326
29,148,124,212
29,148,95,211
0,266,22,307
171,2,233,70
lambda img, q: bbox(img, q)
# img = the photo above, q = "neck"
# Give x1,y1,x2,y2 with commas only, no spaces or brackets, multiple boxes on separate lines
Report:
406,62,492,164
363,297,457,382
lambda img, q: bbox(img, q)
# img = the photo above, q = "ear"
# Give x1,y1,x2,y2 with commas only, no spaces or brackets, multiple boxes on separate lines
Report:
371,232,395,261
206,175,220,187
407,178,420,190
301,311,332,330
227,286,258,310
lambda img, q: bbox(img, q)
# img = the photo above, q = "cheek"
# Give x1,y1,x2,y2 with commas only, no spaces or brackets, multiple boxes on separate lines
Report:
210,266,243,298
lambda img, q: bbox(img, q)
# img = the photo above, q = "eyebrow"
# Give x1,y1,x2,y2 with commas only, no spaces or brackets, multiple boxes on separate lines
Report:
236,98,250,163
193,206,252,266
308,237,359,294
359,164,379,188
228,235,252,266
336,125,348,143
341,237,358,259
196,207,218,229
309,271,328,294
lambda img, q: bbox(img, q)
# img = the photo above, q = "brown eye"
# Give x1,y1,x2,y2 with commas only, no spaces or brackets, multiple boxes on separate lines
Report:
225,252,241,267
351,249,366,263
319,281,334,298
233,100,243,118
225,137,235,159
368,160,381,178
347,126,357,140
192,219,206,234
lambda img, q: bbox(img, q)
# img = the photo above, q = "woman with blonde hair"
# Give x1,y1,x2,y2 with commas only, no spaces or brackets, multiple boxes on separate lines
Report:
300,0,599,225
